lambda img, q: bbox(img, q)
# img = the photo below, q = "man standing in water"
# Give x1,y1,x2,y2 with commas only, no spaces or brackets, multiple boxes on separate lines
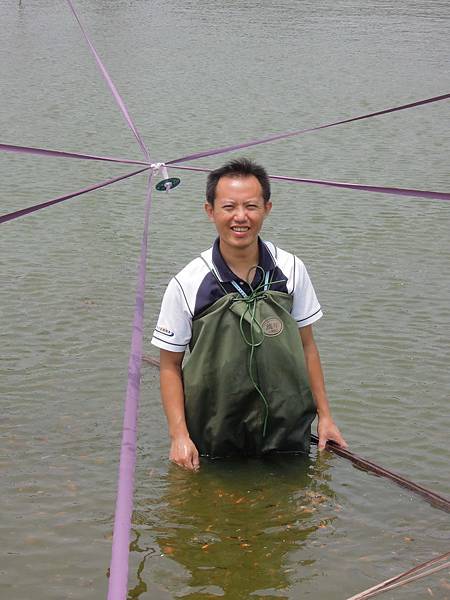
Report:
151,158,347,470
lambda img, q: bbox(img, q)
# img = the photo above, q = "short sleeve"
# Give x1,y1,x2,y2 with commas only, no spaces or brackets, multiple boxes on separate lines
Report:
291,257,323,327
151,278,193,352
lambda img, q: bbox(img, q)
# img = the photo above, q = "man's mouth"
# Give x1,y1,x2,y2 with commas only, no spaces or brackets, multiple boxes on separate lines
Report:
231,226,250,232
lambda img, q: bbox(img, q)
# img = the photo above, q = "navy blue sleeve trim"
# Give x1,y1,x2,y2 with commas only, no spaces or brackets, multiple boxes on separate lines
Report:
292,254,296,293
296,307,322,323
264,241,277,265
152,334,186,348
174,276,193,317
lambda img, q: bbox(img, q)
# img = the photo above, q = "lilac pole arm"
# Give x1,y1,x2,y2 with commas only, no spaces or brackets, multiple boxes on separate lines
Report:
66,0,151,164
166,92,450,165
169,164,450,202
0,166,150,225
107,174,154,600
0,143,149,166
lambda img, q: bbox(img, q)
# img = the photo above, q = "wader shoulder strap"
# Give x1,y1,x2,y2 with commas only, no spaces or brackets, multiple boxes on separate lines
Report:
199,255,228,295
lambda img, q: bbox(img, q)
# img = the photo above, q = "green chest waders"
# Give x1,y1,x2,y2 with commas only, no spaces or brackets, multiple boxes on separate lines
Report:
182,288,317,458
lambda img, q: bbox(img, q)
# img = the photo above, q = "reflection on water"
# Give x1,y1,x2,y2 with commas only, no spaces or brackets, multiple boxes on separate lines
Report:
131,454,337,599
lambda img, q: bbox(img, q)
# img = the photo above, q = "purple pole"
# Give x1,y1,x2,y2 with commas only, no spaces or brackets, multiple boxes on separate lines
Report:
66,0,151,164
166,92,450,165
0,142,149,166
0,166,150,225
107,174,153,600
168,164,450,202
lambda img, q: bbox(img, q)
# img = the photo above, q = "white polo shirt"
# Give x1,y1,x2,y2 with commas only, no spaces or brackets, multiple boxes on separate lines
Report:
151,238,323,353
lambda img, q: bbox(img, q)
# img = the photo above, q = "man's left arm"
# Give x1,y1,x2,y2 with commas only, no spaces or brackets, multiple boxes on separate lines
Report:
299,325,348,451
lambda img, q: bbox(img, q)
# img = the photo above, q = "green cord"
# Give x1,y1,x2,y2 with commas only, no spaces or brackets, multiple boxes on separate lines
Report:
231,268,284,437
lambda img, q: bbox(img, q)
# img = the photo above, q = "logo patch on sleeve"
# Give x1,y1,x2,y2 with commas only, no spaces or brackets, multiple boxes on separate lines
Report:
155,326,175,337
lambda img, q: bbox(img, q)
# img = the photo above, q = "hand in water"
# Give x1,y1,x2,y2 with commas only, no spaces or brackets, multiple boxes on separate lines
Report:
169,435,200,471
317,416,348,451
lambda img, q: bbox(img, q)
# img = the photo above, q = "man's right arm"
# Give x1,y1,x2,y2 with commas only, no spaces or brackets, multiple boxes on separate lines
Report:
159,349,199,471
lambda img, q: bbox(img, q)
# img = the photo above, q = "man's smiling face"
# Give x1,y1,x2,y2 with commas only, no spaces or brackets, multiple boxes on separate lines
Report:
204,175,272,252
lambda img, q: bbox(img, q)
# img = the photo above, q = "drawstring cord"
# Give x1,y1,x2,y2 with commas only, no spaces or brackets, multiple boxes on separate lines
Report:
231,267,284,437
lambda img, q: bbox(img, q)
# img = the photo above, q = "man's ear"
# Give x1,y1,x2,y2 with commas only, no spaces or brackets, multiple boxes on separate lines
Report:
264,201,273,217
204,202,215,222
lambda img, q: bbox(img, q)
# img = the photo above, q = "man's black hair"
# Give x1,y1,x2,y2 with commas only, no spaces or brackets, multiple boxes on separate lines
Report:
206,158,271,205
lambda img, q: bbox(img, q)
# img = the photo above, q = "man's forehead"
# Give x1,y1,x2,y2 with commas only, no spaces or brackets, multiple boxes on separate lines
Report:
215,174,264,198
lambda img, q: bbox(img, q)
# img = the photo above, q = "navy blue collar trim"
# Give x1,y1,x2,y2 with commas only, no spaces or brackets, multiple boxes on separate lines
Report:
212,237,276,282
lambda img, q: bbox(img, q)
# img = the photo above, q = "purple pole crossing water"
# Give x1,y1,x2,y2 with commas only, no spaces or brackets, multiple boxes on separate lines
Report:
107,175,154,600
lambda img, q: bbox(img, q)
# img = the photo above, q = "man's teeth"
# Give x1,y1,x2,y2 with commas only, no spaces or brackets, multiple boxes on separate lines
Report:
232,227,249,231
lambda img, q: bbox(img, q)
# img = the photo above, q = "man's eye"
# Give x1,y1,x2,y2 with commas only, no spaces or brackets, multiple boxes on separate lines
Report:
223,205,234,211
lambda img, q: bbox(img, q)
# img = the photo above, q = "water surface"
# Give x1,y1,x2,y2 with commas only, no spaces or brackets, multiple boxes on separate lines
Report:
1,1,449,598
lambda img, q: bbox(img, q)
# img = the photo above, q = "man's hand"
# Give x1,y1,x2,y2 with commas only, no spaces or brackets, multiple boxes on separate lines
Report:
160,349,199,471
169,434,200,471
317,416,348,451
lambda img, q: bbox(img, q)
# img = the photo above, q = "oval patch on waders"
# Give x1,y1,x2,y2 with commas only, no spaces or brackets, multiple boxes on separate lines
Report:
261,317,284,337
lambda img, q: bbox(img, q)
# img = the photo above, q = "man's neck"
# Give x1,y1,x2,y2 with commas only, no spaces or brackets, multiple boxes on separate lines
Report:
219,239,260,282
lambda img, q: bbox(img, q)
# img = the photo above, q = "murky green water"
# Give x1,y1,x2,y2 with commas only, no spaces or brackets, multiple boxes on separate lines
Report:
1,1,449,598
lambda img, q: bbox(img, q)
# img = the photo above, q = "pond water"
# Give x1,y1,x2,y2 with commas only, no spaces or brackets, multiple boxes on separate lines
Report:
1,1,449,599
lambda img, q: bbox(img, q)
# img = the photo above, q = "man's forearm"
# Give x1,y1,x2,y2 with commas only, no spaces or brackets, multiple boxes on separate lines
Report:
303,342,332,418
159,349,200,469
159,351,189,438
299,326,348,449
299,326,331,417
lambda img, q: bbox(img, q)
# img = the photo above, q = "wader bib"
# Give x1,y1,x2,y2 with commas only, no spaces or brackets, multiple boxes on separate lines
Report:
183,286,316,458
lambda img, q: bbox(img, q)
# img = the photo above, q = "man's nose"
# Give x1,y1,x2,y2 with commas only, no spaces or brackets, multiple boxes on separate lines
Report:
234,206,247,221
